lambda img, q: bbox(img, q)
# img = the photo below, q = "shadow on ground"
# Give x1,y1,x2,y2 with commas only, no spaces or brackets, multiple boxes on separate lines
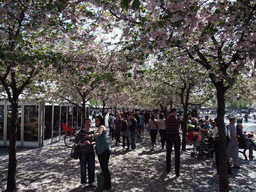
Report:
0,130,256,191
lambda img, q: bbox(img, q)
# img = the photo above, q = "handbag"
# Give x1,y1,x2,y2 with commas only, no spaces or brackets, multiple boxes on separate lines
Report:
97,171,104,192
70,145,79,159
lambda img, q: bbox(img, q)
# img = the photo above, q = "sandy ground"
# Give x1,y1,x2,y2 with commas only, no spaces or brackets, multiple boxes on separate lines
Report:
0,129,256,192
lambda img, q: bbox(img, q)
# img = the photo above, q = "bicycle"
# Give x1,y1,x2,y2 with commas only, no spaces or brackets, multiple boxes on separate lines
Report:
62,123,79,148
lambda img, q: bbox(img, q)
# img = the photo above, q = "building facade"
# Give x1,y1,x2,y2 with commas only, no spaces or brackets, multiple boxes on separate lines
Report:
0,100,89,147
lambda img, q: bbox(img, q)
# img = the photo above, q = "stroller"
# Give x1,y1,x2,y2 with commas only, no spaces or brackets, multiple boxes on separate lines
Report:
187,131,214,159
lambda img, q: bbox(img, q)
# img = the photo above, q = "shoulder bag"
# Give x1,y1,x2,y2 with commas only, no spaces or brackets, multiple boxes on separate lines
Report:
70,145,79,159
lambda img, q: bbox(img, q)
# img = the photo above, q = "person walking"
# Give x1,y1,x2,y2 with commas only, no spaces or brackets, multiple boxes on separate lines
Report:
128,113,137,150
109,113,116,140
113,114,122,146
165,108,181,178
121,114,130,150
75,119,96,189
158,113,166,150
135,110,144,140
86,115,112,191
227,117,240,168
148,114,159,150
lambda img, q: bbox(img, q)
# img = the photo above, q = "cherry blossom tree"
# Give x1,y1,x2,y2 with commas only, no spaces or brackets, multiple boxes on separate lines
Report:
152,59,214,150
0,1,75,190
0,0,115,190
49,43,119,126
226,68,256,109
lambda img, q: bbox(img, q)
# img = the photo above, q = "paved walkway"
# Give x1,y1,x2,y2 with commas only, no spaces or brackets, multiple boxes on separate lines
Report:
0,127,256,191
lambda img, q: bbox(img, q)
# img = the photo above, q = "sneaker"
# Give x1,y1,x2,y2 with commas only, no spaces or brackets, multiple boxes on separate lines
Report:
81,183,87,189
89,182,97,187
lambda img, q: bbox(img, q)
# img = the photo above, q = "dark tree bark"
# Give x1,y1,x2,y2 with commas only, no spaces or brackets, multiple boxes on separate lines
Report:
7,101,18,191
180,80,193,151
215,83,229,192
102,100,106,122
81,98,86,128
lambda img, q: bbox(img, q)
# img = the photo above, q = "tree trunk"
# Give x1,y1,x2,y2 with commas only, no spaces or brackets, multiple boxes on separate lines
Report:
215,85,229,192
181,82,192,151
170,99,173,110
81,99,86,128
7,101,18,191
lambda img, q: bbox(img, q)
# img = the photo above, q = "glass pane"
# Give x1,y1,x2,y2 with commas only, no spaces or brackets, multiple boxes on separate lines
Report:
61,106,67,135
7,105,21,141
24,105,38,141
53,106,60,137
73,107,77,129
78,108,81,128
68,106,73,128
0,105,4,140
44,106,52,140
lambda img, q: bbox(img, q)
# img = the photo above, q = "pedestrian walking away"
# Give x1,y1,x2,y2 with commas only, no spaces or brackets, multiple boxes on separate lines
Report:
128,113,137,150
148,114,159,151
113,114,122,146
165,108,181,178
121,113,130,150
158,113,166,150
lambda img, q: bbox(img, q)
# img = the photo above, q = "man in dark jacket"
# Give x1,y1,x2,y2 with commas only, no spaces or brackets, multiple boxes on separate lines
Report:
165,108,180,177
128,113,137,150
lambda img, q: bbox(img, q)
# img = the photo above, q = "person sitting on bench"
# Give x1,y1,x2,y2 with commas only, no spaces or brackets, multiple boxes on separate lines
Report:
237,124,256,160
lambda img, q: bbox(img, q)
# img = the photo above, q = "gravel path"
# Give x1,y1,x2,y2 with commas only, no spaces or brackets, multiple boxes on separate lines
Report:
0,130,256,192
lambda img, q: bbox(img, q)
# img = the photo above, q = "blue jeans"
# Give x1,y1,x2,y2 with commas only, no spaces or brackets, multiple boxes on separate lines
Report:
130,131,136,149
79,151,95,184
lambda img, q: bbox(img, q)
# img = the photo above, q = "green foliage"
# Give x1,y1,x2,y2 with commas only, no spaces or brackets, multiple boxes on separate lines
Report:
121,0,140,10
121,0,131,10
127,72,132,77
125,55,134,62
202,25,218,35
132,0,140,10
173,20,183,28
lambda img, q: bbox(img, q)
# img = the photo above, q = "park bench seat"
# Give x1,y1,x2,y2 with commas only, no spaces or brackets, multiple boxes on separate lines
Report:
238,145,249,160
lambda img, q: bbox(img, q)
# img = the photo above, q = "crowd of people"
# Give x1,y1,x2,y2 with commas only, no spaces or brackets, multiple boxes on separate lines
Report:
186,115,256,172
74,109,256,191
108,109,182,178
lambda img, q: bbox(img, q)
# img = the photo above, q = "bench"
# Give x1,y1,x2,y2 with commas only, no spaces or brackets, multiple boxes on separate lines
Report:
239,146,249,160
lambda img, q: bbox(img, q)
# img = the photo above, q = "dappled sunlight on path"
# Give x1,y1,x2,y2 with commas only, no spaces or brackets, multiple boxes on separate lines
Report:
0,129,255,191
